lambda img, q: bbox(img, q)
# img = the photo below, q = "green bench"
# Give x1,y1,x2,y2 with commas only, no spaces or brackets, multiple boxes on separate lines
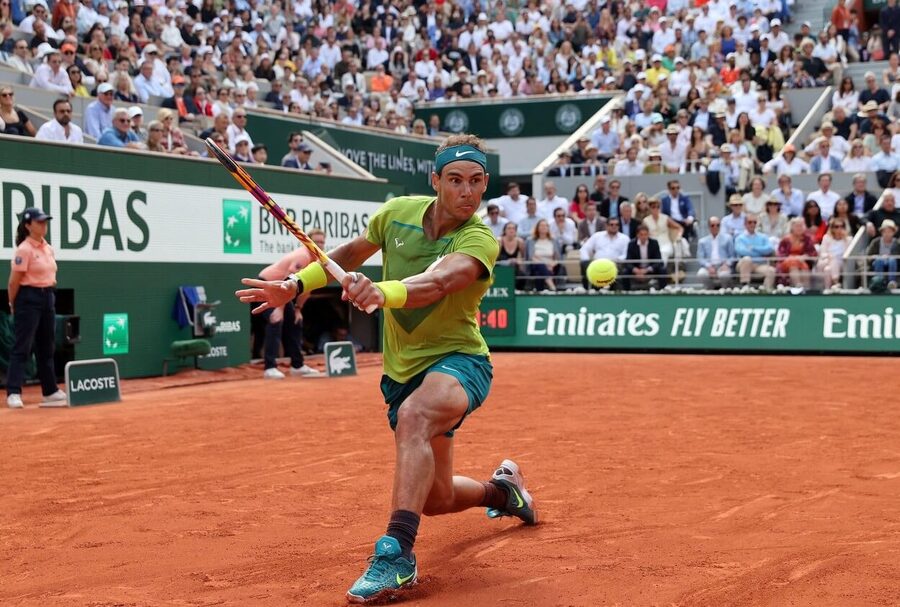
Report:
162,339,211,376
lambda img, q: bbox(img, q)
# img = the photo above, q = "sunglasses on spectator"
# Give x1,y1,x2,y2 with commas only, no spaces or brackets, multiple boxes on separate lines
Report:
150,127,163,132
709,222,720,226
115,118,129,123
746,220,757,225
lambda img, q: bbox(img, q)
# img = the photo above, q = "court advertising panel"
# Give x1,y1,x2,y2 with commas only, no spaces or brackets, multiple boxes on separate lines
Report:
485,295,900,352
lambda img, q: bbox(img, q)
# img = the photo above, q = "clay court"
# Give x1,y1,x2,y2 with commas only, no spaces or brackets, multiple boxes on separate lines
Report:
2,352,899,607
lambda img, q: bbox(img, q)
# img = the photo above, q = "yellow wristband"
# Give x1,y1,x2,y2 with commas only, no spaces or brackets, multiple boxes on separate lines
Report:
374,280,408,308
294,263,328,293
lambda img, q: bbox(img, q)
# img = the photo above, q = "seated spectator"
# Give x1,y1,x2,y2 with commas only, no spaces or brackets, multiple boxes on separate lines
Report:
844,173,878,216
722,196,748,239
622,224,667,291
771,174,805,217
871,133,900,179
807,173,841,220
817,218,853,289
866,191,900,237
30,46,74,95
133,60,166,104
226,109,253,153
162,74,199,123
613,145,645,176
602,180,629,220
643,197,683,265
2,40,35,76
483,203,508,238
777,217,817,288
156,108,191,155
252,144,268,165
83,82,115,140
577,201,606,244
591,115,619,161
708,144,741,198
112,71,139,103
759,197,789,242
841,139,872,173
233,136,254,162
829,105,857,142
617,202,642,240
735,213,776,290
497,222,527,291
97,107,142,149
35,98,83,144
0,87,35,137
802,200,829,244
580,216,629,289
546,151,574,177
549,207,578,252
128,106,147,142
697,216,735,289
144,120,167,153
537,181,568,219
743,176,769,216
660,179,697,239
569,185,591,221
525,219,564,291
808,138,844,173
67,64,90,97
517,198,543,240
859,72,890,113
866,219,900,289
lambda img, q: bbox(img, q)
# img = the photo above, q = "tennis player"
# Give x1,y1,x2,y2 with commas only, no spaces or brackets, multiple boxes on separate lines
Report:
236,134,537,603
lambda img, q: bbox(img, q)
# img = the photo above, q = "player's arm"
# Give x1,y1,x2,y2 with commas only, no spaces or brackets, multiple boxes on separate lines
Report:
342,252,487,311
236,234,381,313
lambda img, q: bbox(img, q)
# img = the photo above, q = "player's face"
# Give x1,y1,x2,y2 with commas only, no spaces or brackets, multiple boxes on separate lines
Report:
432,162,489,221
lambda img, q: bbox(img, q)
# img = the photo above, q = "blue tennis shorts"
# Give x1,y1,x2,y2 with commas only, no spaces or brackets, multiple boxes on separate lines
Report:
381,353,493,438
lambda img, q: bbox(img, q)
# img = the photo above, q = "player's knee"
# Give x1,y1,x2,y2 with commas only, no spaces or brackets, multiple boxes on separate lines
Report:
394,403,431,439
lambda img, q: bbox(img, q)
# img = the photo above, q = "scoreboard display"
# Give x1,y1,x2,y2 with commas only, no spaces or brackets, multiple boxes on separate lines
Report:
478,265,515,337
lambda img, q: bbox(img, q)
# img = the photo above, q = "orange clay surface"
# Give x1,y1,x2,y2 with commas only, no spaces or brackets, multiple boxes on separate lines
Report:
2,352,900,607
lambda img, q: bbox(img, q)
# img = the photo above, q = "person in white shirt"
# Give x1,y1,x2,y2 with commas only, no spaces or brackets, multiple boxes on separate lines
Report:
35,99,84,144
803,122,850,159
366,36,389,70
766,20,791,54
807,174,841,220
749,94,776,128
613,146,646,176
497,182,527,223
2,40,36,75
482,203,508,238
537,181,569,219
549,207,578,252
580,217,630,288
659,124,687,172
762,143,810,175
30,47,74,95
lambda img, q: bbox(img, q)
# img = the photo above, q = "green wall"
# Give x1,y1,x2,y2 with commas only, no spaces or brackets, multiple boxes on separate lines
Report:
416,95,614,139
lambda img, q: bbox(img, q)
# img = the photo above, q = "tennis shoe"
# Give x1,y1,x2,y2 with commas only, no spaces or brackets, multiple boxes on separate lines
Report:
346,535,417,604
263,367,285,379
485,459,537,525
42,390,67,404
7,394,23,409
290,364,322,377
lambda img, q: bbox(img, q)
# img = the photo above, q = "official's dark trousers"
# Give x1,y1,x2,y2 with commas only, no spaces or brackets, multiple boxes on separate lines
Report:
7,286,58,396
262,299,304,370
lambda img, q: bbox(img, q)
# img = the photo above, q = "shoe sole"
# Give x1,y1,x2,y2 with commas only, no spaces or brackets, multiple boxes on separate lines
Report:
346,577,417,604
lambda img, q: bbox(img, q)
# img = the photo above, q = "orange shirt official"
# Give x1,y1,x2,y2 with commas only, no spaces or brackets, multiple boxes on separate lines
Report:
12,238,58,288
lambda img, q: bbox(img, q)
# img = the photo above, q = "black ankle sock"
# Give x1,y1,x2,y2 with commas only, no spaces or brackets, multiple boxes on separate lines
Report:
386,510,420,558
480,481,509,509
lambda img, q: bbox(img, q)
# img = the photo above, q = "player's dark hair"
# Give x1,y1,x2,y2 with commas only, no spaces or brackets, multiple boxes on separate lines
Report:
15,219,29,246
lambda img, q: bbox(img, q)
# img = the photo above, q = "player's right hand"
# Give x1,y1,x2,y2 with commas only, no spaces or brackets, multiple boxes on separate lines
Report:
236,278,297,314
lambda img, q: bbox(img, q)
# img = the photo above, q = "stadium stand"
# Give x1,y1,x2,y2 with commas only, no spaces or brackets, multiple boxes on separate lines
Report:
1,0,898,293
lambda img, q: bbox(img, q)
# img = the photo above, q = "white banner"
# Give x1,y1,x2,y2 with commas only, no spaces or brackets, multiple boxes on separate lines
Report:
1,169,382,264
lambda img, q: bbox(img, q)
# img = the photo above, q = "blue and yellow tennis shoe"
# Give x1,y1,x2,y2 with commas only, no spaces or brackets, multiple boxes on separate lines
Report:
485,459,538,525
346,535,417,604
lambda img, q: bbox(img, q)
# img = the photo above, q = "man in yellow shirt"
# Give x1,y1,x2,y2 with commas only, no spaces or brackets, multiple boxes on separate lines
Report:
237,134,537,604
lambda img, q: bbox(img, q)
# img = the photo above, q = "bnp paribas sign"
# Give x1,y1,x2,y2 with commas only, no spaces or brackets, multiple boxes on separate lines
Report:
1,170,382,264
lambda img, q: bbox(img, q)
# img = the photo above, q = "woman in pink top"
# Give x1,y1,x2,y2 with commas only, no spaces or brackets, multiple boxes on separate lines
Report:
6,208,66,408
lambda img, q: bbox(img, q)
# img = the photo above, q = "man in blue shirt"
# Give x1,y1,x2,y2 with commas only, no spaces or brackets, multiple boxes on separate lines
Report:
83,82,115,140
871,134,900,173
735,214,776,290
97,108,143,149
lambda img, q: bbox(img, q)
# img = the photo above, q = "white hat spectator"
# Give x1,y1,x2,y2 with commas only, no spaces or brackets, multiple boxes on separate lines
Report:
477,12,488,21
651,54,662,62
143,43,159,55
802,20,811,28
771,18,782,26
192,23,205,32
36,43,58,60
721,143,735,153
604,77,616,85
675,57,685,64
637,71,647,80
198,45,214,56
600,115,611,124
127,106,143,119
97,82,114,94
881,219,898,232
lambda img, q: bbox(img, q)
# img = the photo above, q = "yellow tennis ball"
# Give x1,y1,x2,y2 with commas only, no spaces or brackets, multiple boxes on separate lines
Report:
586,259,618,287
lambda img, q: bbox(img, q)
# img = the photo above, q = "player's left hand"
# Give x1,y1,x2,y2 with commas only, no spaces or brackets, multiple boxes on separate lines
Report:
340,272,384,314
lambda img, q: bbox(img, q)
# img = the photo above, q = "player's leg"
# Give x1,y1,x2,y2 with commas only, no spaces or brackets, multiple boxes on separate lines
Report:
347,372,466,603
261,306,284,378
421,434,489,516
